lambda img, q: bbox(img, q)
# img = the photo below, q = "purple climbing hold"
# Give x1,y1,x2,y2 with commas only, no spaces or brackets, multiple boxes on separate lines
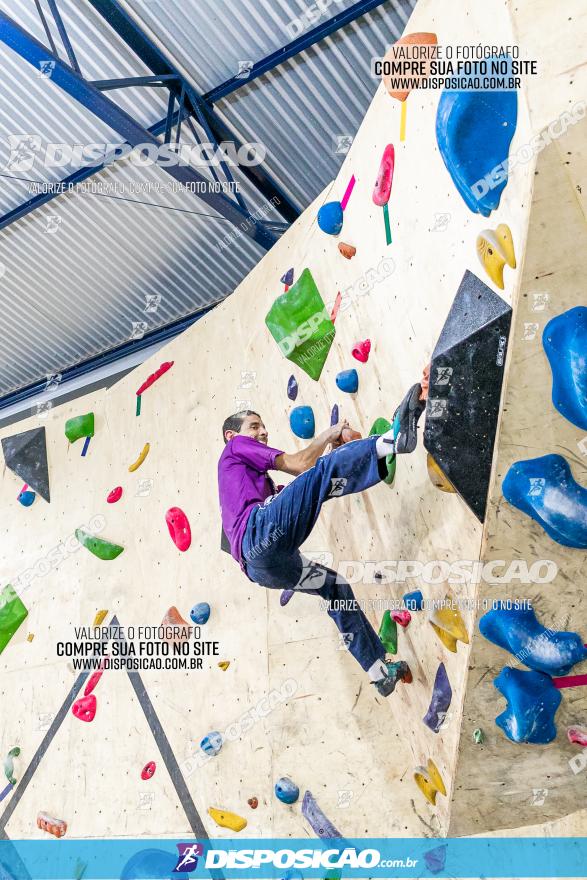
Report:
494,666,561,744
479,602,587,676
423,662,452,733
280,590,294,607
330,404,339,426
281,268,294,287
287,375,298,401
302,790,342,839
424,844,447,874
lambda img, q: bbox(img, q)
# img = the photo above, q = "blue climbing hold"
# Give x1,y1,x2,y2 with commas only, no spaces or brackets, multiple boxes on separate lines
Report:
543,306,587,430
335,369,358,394
330,404,339,426
121,848,189,879
200,731,223,756
494,667,561,744
503,454,587,549
403,590,424,611
287,375,298,401
480,602,587,676
317,201,343,235
275,777,299,804
436,83,517,216
17,490,35,507
281,268,294,286
190,602,210,625
290,406,315,439
423,662,452,733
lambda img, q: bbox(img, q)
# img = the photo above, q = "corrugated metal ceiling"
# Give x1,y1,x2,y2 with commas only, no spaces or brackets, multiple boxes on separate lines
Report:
0,0,415,399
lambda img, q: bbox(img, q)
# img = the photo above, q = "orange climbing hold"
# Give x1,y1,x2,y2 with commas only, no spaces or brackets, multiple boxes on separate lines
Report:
382,33,438,102
37,812,67,838
161,606,190,642
338,243,356,260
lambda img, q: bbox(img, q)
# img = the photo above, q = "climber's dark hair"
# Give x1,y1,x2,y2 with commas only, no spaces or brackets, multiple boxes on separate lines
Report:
222,410,261,444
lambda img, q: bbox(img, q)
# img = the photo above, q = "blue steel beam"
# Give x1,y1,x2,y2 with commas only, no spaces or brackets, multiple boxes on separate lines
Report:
202,0,389,104
0,12,278,249
86,0,300,224
0,109,189,231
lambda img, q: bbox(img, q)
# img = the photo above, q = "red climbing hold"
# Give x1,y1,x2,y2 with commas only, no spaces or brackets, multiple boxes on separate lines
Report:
165,507,191,552
373,145,395,206
338,243,356,260
141,761,156,780
352,339,371,363
247,797,259,809
72,694,97,723
136,361,174,397
392,610,412,628
107,486,123,504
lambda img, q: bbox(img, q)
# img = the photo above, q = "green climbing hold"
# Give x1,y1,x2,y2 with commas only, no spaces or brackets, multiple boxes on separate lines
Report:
75,528,124,561
369,417,396,485
65,413,95,444
0,585,28,654
265,268,335,381
378,610,398,654
473,728,484,744
4,747,20,785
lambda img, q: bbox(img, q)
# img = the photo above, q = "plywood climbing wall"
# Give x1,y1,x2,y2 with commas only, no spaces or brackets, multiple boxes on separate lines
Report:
0,0,585,849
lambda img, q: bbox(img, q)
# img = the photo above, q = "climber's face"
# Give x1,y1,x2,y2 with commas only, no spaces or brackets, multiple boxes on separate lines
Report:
239,413,269,444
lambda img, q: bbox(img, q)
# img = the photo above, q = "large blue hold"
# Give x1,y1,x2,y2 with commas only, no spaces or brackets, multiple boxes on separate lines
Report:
543,306,587,430
479,602,587,676
494,667,561,744
502,454,587,548
290,405,315,439
335,369,358,394
317,201,343,235
436,85,517,216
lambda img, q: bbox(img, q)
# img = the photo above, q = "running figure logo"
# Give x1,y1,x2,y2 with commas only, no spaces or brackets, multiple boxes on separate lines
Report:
173,843,203,873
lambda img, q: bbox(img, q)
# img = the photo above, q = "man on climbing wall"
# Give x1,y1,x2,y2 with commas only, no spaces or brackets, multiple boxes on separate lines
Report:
218,378,428,698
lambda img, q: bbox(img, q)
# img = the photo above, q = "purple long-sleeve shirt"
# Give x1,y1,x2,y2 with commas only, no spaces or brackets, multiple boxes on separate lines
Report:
218,434,284,566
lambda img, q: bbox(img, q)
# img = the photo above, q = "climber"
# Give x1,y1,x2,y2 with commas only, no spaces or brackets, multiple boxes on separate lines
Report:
217,374,428,697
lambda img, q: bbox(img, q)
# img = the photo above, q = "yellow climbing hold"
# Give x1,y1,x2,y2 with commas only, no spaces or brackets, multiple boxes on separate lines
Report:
218,661,230,671
414,758,446,805
429,601,469,653
426,454,456,493
476,230,506,289
495,223,516,268
129,442,150,472
93,610,108,626
207,806,247,832
476,223,516,289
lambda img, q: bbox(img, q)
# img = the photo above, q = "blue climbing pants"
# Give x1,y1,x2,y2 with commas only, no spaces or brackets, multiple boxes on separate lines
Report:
241,436,387,672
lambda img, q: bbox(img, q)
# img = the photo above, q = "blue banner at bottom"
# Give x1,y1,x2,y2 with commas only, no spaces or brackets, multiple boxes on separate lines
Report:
0,837,585,879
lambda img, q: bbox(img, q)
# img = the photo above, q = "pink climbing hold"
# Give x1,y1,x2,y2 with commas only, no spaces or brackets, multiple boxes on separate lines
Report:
84,669,104,697
136,361,174,397
340,174,356,211
392,610,411,628
352,339,371,363
568,726,587,746
165,507,191,552
72,694,97,723
373,144,395,206
107,486,123,504
330,292,342,323
141,761,156,780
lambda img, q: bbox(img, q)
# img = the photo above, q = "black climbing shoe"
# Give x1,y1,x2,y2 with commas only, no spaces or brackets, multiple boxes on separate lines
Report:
372,661,412,697
392,383,425,454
